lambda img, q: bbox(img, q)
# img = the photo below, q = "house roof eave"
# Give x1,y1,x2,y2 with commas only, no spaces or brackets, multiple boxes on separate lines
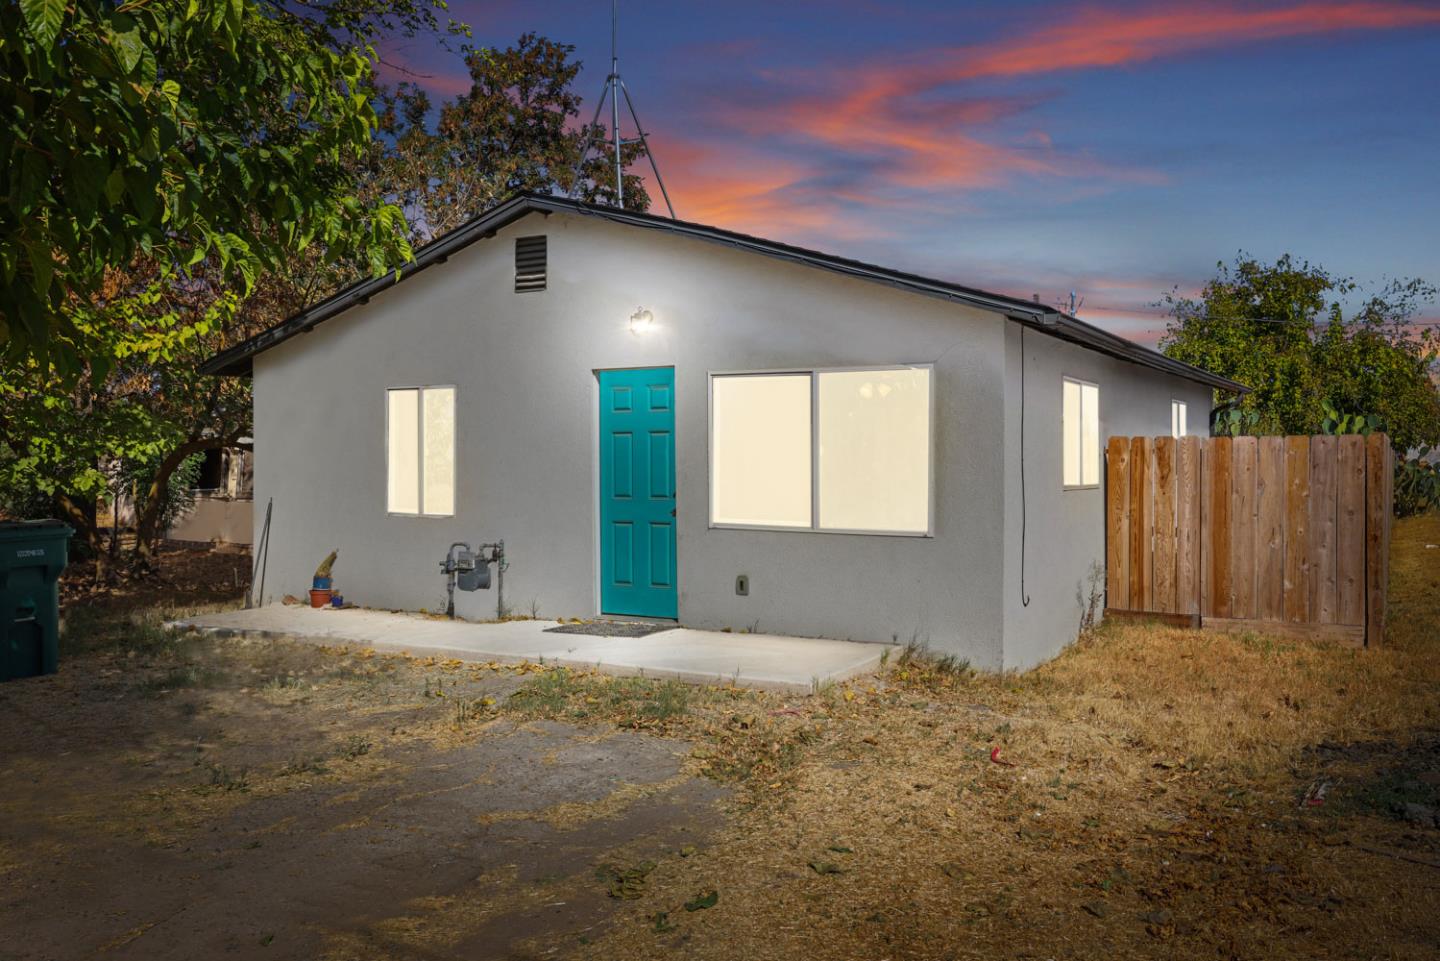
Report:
199,192,1248,394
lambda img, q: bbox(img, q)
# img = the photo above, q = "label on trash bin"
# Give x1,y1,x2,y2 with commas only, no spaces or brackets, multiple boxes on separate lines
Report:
15,548,45,559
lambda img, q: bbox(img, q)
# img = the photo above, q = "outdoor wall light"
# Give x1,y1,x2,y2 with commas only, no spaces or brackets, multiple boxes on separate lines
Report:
629,306,656,335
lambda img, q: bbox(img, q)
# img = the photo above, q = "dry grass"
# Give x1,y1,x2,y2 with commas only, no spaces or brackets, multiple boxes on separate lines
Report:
1023,513,1440,780
543,514,1440,961
33,525,1440,958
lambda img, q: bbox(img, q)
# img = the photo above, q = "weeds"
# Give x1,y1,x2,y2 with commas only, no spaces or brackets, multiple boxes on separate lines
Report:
451,696,497,726
507,669,694,728
1076,561,1105,635
339,735,372,759
137,664,220,695
278,756,329,777
894,640,973,687
263,672,306,692
203,763,249,793
61,607,194,659
277,735,371,777
597,860,658,899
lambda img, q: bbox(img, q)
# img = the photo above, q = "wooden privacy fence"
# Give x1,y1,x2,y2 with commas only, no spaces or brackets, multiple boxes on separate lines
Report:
1105,434,1394,646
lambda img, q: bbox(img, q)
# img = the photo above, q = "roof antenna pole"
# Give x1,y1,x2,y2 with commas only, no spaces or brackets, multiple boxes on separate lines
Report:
610,0,623,207
567,0,676,219
619,77,676,219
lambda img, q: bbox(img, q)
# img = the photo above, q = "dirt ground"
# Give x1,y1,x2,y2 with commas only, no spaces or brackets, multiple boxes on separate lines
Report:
3,525,1439,960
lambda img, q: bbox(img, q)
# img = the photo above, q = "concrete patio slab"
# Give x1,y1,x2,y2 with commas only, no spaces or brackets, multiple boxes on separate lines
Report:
170,606,895,693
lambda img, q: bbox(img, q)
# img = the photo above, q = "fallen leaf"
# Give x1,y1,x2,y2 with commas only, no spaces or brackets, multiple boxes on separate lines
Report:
684,890,719,912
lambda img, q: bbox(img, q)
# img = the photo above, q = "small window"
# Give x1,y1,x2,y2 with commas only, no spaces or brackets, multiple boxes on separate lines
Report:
1062,377,1100,488
1171,400,1188,439
709,365,933,535
514,235,547,292
387,386,455,515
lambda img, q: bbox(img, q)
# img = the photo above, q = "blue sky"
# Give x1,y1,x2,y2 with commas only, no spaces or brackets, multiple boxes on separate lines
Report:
377,1,1440,341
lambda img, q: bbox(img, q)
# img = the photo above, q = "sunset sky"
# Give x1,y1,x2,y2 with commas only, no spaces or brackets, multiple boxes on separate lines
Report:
378,1,1440,342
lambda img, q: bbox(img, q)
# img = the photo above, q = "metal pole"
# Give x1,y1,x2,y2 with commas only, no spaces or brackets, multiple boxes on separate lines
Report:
610,0,623,207
620,78,676,219
496,541,505,621
249,497,272,609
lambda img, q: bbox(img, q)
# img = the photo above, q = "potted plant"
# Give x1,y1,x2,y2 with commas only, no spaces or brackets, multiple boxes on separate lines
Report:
310,550,338,608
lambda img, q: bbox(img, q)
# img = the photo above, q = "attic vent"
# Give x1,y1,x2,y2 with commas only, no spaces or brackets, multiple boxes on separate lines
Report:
515,235,547,292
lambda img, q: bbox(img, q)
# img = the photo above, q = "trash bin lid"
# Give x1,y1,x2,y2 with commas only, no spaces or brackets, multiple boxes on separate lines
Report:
0,520,74,542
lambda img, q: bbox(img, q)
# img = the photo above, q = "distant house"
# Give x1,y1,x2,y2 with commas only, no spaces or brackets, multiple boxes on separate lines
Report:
201,194,1242,670
166,444,254,546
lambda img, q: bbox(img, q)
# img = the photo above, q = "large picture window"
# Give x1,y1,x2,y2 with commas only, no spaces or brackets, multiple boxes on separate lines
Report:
1062,377,1100,489
709,365,933,535
387,386,455,516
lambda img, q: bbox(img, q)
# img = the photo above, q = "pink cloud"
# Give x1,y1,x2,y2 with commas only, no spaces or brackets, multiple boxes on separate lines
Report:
664,2,1439,234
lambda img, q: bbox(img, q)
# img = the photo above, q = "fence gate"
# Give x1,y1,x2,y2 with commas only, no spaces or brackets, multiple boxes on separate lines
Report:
1105,434,1393,646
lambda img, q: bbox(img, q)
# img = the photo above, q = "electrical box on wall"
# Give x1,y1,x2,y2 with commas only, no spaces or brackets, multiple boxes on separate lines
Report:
735,574,749,596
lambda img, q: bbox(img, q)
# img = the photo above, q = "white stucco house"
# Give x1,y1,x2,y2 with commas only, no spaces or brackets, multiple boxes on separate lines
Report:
201,193,1243,670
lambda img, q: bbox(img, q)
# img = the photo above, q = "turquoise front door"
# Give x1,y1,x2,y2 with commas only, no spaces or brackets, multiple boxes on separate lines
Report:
599,368,678,618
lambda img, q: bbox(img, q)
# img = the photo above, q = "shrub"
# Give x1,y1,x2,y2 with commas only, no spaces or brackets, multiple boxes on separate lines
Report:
1395,449,1440,517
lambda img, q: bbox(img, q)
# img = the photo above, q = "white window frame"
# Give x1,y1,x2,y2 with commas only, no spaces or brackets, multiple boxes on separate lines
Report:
707,364,936,537
1061,376,1100,491
1171,399,1188,439
385,384,457,518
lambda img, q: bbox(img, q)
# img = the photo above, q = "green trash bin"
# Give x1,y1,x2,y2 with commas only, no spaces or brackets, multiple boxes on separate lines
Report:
0,520,73,682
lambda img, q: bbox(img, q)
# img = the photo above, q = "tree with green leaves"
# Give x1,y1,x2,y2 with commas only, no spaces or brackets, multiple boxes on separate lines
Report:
0,0,419,372
373,32,651,240
1160,254,1440,453
1,17,655,576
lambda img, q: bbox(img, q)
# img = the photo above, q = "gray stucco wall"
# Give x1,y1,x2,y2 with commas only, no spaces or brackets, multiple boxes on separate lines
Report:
250,209,1220,671
253,211,1013,667
998,322,1214,670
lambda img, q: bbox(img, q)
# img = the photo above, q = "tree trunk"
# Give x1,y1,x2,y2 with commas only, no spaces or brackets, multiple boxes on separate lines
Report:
56,494,106,584
133,434,238,571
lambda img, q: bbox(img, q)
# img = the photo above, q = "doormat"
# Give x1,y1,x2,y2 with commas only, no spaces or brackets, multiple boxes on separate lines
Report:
544,621,673,638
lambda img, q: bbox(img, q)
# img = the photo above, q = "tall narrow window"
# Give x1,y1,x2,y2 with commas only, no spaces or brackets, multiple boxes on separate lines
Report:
1171,399,1188,439
1062,377,1100,488
710,365,933,535
387,386,455,515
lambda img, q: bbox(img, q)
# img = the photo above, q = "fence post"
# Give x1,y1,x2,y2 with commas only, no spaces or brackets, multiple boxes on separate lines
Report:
1283,437,1311,624
1256,437,1286,621
1153,437,1177,613
1336,436,1366,626
1209,437,1233,618
1176,436,1201,616
1105,437,1130,611
1364,434,1390,647
1230,436,1257,619
1128,437,1151,611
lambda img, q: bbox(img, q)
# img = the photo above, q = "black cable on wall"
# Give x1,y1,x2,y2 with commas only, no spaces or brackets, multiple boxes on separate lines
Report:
1019,323,1031,608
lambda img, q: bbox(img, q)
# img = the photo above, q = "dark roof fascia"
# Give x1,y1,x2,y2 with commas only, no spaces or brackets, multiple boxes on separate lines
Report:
200,192,1247,393
1040,312,1247,393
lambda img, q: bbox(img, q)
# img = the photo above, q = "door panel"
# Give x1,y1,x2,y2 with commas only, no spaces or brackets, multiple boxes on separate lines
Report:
600,368,677,618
